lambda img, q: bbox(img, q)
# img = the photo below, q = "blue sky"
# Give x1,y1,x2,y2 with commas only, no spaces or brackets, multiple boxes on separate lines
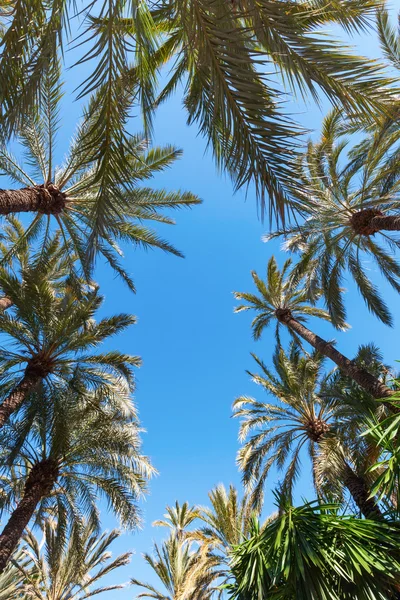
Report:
4,4,400,596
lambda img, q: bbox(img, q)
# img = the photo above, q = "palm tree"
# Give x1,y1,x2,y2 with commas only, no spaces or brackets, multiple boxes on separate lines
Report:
0,0,394,220
233,345,382,519
131,534,220,600
265,109,400,327
18,520,131,600
234,256,393,401
0,383,154,572
0,59,200,287
0,247,140,429
153,501,200,539
228,493,400,600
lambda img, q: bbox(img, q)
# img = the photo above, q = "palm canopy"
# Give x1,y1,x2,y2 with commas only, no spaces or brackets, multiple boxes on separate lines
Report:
0,270,140,409
131,533,220,600
265,109,400,327
234,255,335,341
234,344,382,516
0,59,200,290
227,494,400,600
19,520,131,600
153,501,200,538
0,382,154,536
234,346,335,507
0,0,396,221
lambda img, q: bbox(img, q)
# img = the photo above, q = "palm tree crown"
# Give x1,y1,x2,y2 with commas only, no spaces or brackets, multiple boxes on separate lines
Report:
266,110,400,327
0,60,201,290
234,255,394,401
19,520,131,600
0,383,154,570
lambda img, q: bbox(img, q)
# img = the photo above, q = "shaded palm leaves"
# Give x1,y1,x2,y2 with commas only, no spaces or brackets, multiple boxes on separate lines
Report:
265,108,400,327
19,520,131,600
227,494,400,600
0,59,200,288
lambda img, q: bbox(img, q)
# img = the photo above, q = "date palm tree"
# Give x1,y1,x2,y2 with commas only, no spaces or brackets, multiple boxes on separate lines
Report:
0,59,200,287
0,383,154,572
0,0,395,221
265,109,400,327
0,244,140,429
153,501,200,540
131,533,220,600
233,345,382,519
234,256,394,401
19,520,131,600
0,548,30,599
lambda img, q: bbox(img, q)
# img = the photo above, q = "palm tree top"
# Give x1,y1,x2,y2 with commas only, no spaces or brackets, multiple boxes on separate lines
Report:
19,520,131,600
234,255,340,341
0,60,201,292
265,108,400,327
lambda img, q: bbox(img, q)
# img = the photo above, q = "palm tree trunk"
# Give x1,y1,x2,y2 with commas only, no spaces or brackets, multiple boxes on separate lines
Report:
370,214,400,232
342,463,383,520
0,184,65,215
0,370,42,428
0,459,59,572
276,310,393,401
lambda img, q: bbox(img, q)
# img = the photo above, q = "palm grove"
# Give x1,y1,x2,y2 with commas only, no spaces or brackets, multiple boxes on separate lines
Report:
0,0,399,597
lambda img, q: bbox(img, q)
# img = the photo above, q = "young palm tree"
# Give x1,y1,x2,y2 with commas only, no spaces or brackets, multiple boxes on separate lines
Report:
0,384,154,572
0,251,140,429
234,256,393,400
19,520,131,600
233,345,382,519
131,534,220,600
265,109,400,327
153,501,200,539
0,60,200,286
228,493,400,600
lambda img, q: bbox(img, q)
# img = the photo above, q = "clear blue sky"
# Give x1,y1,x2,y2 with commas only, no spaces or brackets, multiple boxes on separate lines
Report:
9,4,400,595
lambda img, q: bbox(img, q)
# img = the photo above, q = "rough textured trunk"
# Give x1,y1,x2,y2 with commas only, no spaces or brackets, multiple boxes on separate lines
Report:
343,463,383,520
0,370,41,428
0,297,12,311
350,209,400,235
0,459,58,573
276,309,394,402
0,184,66,215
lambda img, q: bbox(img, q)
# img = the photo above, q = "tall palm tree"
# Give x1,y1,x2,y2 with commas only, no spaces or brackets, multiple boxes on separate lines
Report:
0,384,154,572
234,256,393,401
233,345,382,519
0,0,394,220
19,520,131,600
228,493,400,600
0,59,200,286
131,534,220,600
265,109,400,327
0,248,140,429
